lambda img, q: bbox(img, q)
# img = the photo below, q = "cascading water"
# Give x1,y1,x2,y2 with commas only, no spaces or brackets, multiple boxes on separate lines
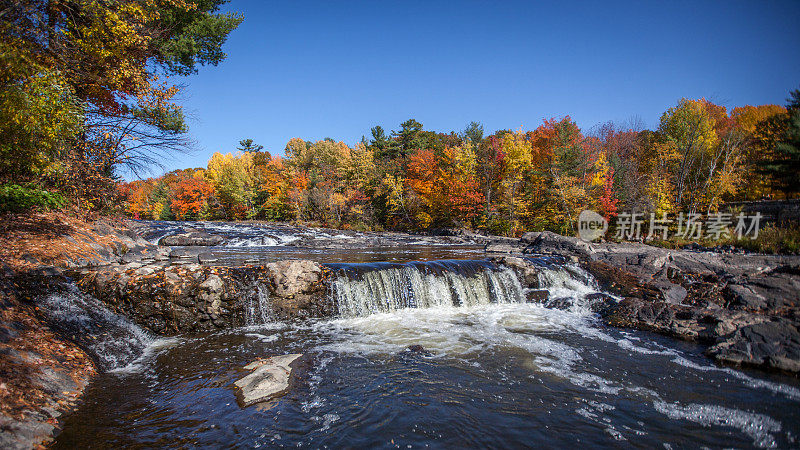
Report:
328,258,608,318
37,284,153,371
534,262,610,314
245,284,275,325
329,260,526,317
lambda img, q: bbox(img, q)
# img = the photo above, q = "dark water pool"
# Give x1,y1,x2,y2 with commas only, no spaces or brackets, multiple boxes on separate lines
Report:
53,303,800,448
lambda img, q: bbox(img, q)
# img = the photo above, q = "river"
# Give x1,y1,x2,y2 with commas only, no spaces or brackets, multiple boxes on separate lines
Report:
47,221,800,448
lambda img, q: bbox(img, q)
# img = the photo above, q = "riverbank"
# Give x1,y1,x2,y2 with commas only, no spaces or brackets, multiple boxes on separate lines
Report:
513,231,800,373
0,212,153,448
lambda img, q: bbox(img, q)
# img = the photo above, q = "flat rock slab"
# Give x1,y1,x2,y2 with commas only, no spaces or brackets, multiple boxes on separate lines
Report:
235,354,303,407
159,231,225,246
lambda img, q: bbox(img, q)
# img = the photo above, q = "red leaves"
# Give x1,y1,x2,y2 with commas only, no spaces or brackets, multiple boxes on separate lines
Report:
406,148,484,227
599,168,619,220
170,177,214,220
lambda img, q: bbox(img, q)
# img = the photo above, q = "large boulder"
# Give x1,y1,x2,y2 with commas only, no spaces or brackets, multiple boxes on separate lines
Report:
266,260,323,297
235,354,303,407
583,260,663,302
707,319,800,372
264,260,332,318
522,231,594,259
489,256,541,288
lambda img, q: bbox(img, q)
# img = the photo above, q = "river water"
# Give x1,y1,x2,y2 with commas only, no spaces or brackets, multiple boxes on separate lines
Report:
50,222,800,448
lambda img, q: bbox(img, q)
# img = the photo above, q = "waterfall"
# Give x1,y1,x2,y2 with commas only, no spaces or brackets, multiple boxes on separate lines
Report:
533,262,609,314
330,260,525,317
37,285,152,371
536,264,599,297
246,284,275,325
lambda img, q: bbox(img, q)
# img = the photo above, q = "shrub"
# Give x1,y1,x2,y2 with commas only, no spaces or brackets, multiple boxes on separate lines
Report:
0,184,66,213
732,224,800,255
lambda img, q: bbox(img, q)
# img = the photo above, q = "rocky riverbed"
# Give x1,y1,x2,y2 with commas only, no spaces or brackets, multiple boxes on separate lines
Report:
502,231,800,373
2,216,799,448
69,220,800,375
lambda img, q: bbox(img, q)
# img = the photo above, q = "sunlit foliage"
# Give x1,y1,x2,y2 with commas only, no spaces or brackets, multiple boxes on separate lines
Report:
1,0,241,211
119,89,800,234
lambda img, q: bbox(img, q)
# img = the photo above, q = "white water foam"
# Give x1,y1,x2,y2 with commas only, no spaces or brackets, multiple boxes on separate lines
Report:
653,401,782,448
332,263,525,317
227,234,301,248
39,286,154,371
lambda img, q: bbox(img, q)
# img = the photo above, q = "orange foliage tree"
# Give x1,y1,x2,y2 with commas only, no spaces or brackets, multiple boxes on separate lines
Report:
171,176,214,220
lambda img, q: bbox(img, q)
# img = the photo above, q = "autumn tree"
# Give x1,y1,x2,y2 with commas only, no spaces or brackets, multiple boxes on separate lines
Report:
731,104,787,199
476,135,506,225
0,0,241,209
205,152,255,219
657,99,720,212
171,175,214,220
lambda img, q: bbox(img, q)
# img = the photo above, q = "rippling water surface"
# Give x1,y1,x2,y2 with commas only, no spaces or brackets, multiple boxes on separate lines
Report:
54,304,800,448
52,223,800,448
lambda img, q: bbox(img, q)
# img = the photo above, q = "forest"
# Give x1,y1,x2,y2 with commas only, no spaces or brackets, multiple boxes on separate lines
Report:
1,1,798,237
119,94,800,236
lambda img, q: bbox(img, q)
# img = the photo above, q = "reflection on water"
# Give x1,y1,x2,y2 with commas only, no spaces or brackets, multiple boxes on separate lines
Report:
206,245,488,265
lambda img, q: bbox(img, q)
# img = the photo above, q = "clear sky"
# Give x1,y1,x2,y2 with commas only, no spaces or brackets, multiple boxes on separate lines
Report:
157,0,800,176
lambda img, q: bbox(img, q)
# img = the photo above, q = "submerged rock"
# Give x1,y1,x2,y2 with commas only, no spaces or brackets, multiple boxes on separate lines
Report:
489,256,541,288
235,354,303,407
525,289,549,303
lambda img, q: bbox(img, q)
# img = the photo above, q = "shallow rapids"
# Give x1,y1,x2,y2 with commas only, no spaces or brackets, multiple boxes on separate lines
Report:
53,297,800,448
42,226,800,448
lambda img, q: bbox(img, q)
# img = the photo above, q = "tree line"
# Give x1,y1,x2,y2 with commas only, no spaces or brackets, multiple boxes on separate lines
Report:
120,91,800,235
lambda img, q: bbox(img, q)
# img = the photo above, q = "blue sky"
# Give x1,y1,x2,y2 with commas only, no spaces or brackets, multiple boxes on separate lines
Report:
157,0,800,176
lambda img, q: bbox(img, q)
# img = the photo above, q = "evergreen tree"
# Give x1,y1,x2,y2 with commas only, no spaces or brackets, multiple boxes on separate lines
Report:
462,121,484,150
238,138,264,153
391,119,426,157
762,88,800,197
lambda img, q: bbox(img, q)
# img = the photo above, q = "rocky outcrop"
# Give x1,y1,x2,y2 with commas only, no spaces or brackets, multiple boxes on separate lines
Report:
0,214,163,449
0,270,95,450
74,259,332,334
502,231,800,373
707,320,800,372
521,231,595,259
582,260,665,302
